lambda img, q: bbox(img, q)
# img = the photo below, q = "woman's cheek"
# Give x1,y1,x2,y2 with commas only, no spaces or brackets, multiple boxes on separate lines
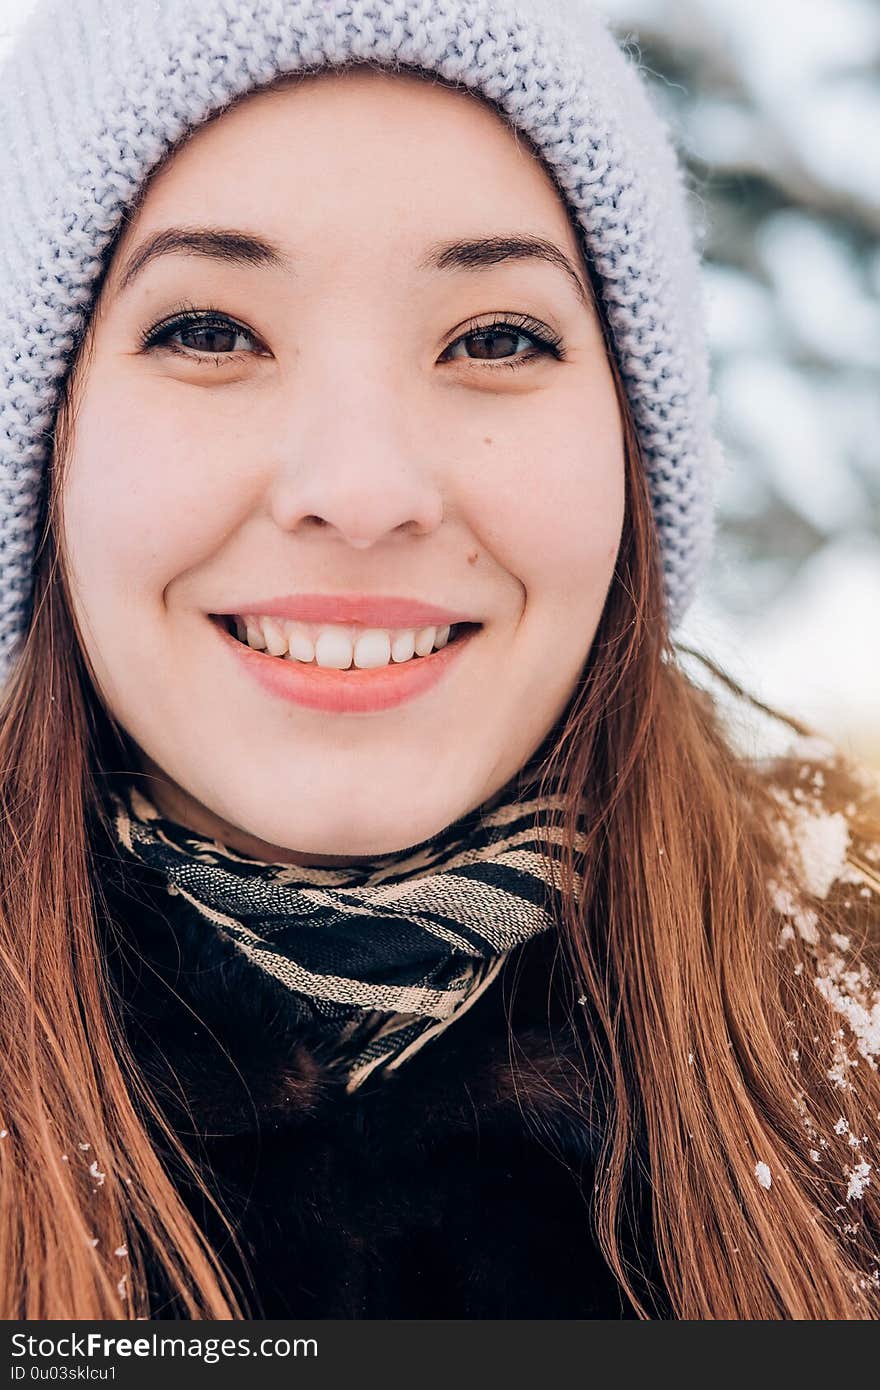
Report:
472,429,624,607
65,393,231,589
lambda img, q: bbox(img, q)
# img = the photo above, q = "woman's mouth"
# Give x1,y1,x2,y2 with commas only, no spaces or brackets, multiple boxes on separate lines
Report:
208,613,482,714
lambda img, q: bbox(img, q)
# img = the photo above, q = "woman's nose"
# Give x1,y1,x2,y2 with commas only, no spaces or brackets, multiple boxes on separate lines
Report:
266,382,446,549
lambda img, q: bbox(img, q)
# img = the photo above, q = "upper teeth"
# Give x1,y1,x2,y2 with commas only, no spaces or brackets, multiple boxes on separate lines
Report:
230,615,453,669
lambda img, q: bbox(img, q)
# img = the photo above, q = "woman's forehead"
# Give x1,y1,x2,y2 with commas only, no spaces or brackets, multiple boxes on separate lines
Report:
110,66,584,269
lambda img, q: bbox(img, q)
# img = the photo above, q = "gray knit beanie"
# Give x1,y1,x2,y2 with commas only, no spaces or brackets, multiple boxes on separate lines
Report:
0,0,723,692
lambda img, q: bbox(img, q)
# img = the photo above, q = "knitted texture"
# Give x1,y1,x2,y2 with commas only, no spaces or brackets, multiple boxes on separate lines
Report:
0,0,723,689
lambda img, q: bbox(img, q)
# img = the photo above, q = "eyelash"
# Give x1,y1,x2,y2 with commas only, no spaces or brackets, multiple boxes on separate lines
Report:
137,302,566,374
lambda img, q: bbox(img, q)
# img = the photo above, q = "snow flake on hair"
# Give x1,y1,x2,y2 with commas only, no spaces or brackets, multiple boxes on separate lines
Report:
772,883,819,945
754,1161,772,1190
770,790,853,901
814,959,880,1071
826,1033,859,1091
846,1161,872,1202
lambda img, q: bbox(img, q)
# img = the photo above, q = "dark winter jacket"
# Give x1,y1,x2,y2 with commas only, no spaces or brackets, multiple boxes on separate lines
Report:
100,850,663,1320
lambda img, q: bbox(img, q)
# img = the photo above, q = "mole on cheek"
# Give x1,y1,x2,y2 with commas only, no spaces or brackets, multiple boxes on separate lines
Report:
483,436,492,446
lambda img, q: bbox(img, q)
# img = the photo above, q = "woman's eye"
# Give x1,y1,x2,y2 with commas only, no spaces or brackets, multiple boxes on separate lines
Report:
140,310,264,362
442,317,565,373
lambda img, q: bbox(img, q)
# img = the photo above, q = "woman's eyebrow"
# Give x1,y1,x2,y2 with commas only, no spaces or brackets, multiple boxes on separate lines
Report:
113,225,593,311
419,234,593,312
114,227,290,295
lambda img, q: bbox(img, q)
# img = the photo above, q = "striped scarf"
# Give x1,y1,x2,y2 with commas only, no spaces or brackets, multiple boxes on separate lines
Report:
104,774,578,1093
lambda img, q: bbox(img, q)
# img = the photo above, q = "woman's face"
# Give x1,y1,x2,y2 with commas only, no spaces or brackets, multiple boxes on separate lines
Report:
61,67,625,864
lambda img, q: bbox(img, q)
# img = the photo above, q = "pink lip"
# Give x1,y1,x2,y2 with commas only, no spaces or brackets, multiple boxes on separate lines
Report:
210,616,480,714
216,593,477,627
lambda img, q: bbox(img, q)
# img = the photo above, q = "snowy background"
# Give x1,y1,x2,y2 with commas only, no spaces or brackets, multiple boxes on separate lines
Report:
595,0,880,769
2,0,878,766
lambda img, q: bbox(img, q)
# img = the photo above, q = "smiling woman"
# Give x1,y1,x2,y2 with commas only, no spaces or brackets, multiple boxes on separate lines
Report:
58,65,625,863
0,0,879,1325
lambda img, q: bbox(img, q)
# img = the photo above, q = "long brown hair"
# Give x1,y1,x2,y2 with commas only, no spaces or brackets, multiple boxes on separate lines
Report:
2,69,879,1320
